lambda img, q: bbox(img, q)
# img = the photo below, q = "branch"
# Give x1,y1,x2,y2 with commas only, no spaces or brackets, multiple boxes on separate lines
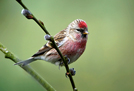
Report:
0,42,56,91
16,0,78,91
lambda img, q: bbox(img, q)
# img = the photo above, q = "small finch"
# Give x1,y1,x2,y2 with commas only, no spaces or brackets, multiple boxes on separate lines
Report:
15,19,89,66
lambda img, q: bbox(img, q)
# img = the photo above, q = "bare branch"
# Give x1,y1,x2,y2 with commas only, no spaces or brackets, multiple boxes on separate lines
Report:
0,42,56,91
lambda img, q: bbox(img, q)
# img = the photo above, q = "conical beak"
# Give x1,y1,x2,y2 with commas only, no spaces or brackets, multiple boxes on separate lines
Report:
83,31,89,35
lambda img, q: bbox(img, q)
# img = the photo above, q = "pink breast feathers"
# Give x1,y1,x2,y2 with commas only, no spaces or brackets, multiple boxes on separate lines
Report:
61,39,87,57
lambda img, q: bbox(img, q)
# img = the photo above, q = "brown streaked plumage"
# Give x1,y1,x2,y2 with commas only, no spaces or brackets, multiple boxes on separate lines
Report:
32,44,52,57
14,19,89,66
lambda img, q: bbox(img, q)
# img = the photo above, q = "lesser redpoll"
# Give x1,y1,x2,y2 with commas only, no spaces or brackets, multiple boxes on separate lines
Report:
15,19,89,66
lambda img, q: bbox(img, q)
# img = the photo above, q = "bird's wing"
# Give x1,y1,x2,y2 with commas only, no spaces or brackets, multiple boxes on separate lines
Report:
32,43,52,57
54,29,67,47
32,30,67,57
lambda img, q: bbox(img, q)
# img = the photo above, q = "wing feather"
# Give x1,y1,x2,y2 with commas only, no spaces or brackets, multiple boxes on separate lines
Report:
32,44,52,57
32,29,67,57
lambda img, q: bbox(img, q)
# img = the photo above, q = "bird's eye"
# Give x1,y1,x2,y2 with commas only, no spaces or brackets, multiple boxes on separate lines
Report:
76,29,84,32
76,29,88,38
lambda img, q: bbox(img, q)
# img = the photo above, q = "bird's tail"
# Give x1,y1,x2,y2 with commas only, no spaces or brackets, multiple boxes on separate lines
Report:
14,57,36,66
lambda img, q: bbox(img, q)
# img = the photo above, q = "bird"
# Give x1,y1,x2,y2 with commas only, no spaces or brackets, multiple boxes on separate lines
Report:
15,19,89,66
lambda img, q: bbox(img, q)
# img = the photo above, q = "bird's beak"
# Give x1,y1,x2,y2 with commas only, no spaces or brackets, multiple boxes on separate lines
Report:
83,31,89,35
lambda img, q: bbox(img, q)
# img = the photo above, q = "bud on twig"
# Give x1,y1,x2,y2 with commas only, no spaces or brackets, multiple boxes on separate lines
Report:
66,68,76,77
44,34,54,48
69,68,76,76
74,88,78,91
44,34,52,41
38,20,44,26
21,9,33,19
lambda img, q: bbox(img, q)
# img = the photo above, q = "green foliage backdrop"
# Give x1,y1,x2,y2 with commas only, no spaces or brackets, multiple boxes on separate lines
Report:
0,0,134,91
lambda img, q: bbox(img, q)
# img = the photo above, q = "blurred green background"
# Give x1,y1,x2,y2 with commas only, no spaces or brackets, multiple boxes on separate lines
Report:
0,0,134,91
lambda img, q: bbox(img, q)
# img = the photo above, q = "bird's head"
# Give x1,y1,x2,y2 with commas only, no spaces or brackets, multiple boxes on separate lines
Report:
67,19,89,38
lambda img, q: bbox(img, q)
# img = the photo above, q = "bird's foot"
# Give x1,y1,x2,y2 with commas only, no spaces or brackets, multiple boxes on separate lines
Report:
64,55,70,64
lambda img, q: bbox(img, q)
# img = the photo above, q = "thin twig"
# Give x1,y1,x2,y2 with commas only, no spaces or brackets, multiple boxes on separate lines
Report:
0,42,56,91
16,0,49,35
16,0,77,90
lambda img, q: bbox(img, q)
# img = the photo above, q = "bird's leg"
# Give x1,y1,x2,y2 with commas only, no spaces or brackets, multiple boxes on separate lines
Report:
64,55,76,77
64,55,70,64
58,55,71,71
59,55,70,68
58,59,63,69
65,68,76,77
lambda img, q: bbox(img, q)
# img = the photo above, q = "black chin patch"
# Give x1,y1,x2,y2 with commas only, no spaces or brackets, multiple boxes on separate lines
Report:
82,34,87,38
76,29,87,38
